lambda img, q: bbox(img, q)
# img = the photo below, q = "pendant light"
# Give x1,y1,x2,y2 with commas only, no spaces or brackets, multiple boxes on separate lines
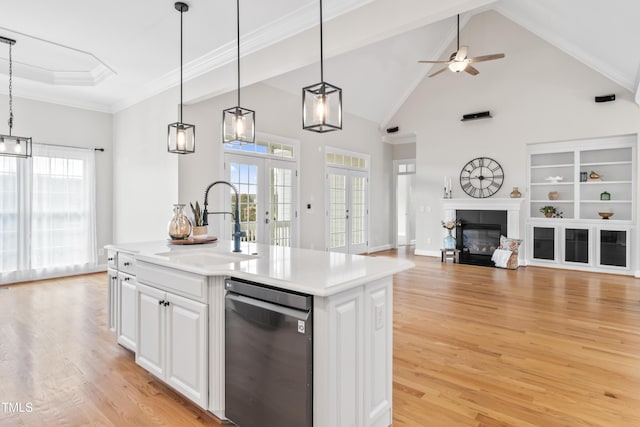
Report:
0,36,32,158
167,2,195,154
222,0,255,145
302,0,342,133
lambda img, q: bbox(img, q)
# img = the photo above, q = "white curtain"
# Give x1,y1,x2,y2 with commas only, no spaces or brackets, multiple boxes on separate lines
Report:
0,144,97,284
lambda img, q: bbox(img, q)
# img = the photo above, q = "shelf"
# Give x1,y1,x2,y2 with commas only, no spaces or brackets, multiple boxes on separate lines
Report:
580,180,632,185
531,200,574,203
581,200,632,204
530,164,573,169
530,182,574,186
581,161,632,167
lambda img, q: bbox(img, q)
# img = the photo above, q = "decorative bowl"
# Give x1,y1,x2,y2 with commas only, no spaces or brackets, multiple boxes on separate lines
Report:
598,212,613,220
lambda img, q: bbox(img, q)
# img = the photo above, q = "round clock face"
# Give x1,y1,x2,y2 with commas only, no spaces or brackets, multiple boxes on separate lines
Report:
459,157,504,198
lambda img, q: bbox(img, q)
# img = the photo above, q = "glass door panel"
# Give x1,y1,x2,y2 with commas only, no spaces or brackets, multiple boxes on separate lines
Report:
564,228,589,264
349,171,368,254
533,227,555,260
226,153,297,247
269,162,295,247
227,155,262,244
599,229,627,267
328,170,347,253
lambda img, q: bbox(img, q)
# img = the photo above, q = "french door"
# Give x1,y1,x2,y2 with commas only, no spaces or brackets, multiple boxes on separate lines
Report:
326,167,368,254
225,153,297,247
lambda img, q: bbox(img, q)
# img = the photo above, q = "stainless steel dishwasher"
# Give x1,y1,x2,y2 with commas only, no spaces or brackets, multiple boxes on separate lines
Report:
225,278,313,427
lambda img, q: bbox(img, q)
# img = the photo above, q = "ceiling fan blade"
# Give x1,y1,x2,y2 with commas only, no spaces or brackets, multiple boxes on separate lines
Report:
465,65,480,75
428,67,449,78
455,46,468,61
418,60,451,64
468,53,505,63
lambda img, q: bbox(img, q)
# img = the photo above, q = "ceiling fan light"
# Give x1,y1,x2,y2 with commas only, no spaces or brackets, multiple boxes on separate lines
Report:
449,61,468,73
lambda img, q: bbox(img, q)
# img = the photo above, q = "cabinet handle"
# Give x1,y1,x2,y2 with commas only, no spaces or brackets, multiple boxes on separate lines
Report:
107,257,114,261
159,300,165,305
164,301,170,307
111,276,117,281
124,277,130,281
124,262,130,266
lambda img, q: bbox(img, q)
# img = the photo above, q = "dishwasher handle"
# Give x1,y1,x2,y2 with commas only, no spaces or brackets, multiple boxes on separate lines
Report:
226,292,311,330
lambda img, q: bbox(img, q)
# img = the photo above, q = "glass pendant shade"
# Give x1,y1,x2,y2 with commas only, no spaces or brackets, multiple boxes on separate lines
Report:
1,36,31,158
302,81,342,132
223,106,255,145
0,135,32,158
222,0,255,146
167,2,195,154
167,122,195,154
302,0,342,133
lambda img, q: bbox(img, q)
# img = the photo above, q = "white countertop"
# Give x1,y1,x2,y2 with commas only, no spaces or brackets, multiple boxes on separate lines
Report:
106,239,414,297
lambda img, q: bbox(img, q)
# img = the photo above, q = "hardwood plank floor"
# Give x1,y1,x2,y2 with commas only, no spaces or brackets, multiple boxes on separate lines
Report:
1,251,639,426
386,247,640,427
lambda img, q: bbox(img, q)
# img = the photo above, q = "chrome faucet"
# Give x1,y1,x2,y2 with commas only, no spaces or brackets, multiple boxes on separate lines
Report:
202,181,246,252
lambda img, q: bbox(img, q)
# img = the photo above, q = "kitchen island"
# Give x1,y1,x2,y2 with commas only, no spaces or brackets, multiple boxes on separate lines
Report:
105,240,413,427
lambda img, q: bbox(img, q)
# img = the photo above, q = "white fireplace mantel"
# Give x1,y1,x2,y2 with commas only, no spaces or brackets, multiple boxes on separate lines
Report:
442,198,523,238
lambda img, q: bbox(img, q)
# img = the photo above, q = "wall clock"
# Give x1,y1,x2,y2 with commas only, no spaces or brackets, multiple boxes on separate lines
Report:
459,157,504,198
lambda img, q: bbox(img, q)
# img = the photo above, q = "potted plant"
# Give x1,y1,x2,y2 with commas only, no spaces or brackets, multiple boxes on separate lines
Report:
540,205,563,218
190,201,208,237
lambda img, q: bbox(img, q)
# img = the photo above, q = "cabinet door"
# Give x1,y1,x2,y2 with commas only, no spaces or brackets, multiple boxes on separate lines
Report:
107,268,118,332
136,283,166,379
165,292,208,409
363,279,392,427
117,273,137,351
326,287,364,427
598,228,629,269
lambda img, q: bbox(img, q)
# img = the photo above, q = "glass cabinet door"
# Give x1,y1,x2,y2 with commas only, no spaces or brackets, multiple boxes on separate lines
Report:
533,227,555,261
599,229,628,268
564,228,589,264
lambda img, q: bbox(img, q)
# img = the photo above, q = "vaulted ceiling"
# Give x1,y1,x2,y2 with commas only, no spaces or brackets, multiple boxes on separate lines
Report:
1,0,638,126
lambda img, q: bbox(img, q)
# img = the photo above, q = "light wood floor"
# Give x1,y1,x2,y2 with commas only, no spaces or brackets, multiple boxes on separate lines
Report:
1,251,639,426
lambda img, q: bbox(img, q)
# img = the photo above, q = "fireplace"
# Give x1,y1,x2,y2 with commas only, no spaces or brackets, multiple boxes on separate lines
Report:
441,198,523,267
456,210,507,266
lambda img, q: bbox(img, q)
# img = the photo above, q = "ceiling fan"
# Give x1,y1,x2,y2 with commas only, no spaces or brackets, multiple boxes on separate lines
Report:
419,14,505,77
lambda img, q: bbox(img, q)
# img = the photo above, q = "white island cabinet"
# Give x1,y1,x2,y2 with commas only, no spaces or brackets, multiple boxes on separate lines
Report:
106,240,413,427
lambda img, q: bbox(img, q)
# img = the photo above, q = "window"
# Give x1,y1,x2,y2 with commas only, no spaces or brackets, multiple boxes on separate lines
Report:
0,144,97,283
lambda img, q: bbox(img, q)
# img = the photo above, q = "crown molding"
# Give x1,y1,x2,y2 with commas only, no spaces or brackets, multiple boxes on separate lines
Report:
112,0,374,113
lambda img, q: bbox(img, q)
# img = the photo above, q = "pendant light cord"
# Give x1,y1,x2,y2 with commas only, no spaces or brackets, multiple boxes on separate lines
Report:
456,14,460,52
8,41,13,135
236,0,241,107
179,6,184,123
319,0,324,83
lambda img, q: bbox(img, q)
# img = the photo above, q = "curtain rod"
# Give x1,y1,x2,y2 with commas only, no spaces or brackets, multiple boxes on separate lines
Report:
34,142,105,152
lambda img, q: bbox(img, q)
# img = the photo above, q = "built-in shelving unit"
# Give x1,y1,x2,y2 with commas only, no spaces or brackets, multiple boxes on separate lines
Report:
525,134,637,275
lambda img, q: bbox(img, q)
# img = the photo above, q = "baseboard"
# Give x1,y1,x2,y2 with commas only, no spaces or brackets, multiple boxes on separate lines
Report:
414,249,440,257
369,244,394,253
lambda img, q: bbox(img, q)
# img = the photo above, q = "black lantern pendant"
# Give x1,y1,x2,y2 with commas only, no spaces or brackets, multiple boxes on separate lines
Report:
0,36,32,158
223,0,255,145
168,2,195,154
302,0,342,132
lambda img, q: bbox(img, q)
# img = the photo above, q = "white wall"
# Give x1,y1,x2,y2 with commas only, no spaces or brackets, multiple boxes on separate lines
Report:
388,10,640,256
179,82,394,251
112,88,179,243
0,94,113,263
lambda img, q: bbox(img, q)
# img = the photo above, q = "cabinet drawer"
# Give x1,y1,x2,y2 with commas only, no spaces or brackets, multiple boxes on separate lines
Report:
118,252,137,275
107,250,117,268
136,261,207,303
